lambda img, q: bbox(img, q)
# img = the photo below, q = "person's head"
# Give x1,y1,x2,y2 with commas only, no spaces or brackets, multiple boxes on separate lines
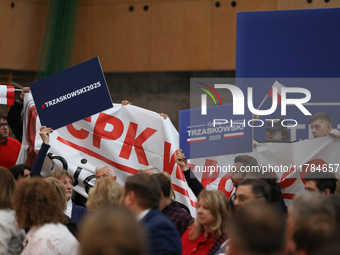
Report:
229,203,285,255
304,171,337,195
230,155,259,188
310,112,333,138
153,172,171,199
9,164,31,183
44,177,67,211
95,164,117,180
86,177,122,212
48,170,74,201
13,177,66,229
262,172,283,204
0,111,9,141
244,171,284,205
161,171,176,200
79,207,148,255
138,165,160,175
0,166,16,209
325,195,340,232
286,192,336,253
288,192,335,225
120,174,161,216
264,116,290,141
293,214,339,255
153,172,177,209
234,179,271,210
190,190,230,240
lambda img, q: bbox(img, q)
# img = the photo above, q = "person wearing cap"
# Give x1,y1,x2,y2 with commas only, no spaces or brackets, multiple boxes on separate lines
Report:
253,115,291,146
264,116,291,142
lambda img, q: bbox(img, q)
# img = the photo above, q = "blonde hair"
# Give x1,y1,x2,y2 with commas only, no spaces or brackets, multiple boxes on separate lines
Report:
86,177,122,212
79,207,147,255
48,169,73,182
44,177,67,211
190,190,231,240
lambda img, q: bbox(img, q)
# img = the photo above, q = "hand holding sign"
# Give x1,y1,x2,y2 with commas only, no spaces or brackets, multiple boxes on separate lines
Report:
329,129,340,138
175,149,189,172
39,126,53,144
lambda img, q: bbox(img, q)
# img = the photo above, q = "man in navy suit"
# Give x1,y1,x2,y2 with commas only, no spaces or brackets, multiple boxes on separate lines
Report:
120,174,181,255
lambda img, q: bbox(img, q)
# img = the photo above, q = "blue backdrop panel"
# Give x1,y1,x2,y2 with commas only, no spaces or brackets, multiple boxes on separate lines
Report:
236,8,340,78
236,8,340,141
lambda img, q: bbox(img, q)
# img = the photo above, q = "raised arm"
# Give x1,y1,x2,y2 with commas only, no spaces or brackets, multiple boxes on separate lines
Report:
30,126,53,177
7,87,30,142
175,149,204,197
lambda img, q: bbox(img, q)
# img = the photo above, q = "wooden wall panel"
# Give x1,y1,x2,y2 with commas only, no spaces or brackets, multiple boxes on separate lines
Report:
151,0,211,71
78,0,94,5
78,0,191,5
91,3,151,72
3,0,340,72
0,0,48,71
25,0,49,4
79,0,150,4
73,5,94,65
212,0,277,70
278,0,340,10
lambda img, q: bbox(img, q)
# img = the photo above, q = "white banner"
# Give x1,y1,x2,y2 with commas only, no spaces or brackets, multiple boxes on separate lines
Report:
189,137,340,206
18,93,198,215
18,93,340,214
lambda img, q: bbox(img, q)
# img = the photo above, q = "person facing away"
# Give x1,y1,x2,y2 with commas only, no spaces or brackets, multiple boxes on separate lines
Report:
154,172,193,236
13,178,78,255
119,173,181,255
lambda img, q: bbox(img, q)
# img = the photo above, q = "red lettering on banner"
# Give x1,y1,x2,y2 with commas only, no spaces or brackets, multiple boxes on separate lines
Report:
217,173,234,199
163,142,185,181
119,122,157,165
172,183,197,208
280,167,297,188
201,159,219,188
93,113,124,149
57,136,139,174
282,193,295,200
188,163,195,171
66,117,91,139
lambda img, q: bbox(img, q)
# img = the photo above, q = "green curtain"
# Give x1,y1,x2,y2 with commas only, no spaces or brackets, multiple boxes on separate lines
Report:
36,0,78,80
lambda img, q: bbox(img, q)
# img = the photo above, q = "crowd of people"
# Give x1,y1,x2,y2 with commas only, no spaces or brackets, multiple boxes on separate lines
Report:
1,88,340,255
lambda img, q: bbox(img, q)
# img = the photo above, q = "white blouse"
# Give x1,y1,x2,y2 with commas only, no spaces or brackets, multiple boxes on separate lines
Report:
64,199,72,218
0,209,25,255
21,223,78,255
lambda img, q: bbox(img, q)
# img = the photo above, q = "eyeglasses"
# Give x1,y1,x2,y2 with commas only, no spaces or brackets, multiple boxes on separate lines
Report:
0,123,9,128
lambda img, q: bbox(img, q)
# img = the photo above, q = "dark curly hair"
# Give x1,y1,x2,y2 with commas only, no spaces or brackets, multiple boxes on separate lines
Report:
13,177,66,229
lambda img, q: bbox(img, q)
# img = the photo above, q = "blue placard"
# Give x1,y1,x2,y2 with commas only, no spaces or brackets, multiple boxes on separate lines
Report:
179,104,252,159
30,57,113,130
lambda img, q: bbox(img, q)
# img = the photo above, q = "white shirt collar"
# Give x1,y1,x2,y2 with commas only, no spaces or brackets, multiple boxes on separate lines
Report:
64,199,72,218
136,208,151,222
